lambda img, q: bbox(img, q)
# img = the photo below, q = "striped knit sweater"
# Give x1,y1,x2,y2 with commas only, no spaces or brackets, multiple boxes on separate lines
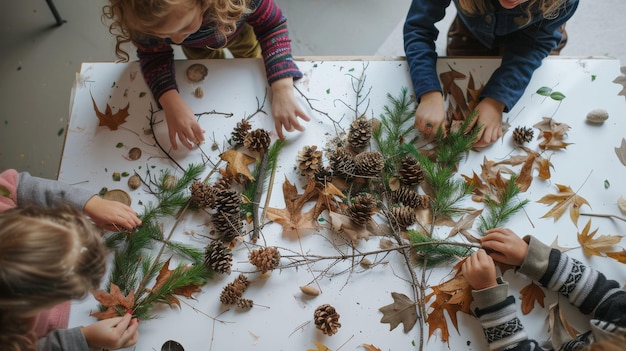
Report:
133,0,302,102
471,236,626,351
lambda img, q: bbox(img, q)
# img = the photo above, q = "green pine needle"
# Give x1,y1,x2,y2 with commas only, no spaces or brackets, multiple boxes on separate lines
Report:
477,174,529,235
407,230,470,268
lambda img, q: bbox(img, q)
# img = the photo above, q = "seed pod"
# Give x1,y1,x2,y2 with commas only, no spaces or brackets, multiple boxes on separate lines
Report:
193,87,204,98
128,147,142,160
300,285,320,296
127,174,141,190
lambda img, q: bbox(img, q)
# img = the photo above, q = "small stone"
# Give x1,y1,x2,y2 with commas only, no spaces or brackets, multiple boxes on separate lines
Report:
128,174,141,190
186,63,208,82
193,86,204,98
128,147,142,160
586,108,609,124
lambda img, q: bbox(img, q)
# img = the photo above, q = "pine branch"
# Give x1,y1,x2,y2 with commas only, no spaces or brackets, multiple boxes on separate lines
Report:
478,174,529,235
407,231,471,268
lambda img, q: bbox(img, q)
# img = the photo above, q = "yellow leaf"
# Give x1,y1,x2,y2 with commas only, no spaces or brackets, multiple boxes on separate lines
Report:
360,345,382,351
307,341,331,351
577,219,623,257
537,184,590,225
606,249,626,264
219,150,256,182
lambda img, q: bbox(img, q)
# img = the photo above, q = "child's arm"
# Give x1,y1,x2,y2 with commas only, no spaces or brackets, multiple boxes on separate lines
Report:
38,327,90,351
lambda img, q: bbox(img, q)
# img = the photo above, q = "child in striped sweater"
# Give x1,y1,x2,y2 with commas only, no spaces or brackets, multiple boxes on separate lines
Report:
103,0,310,150
462,228,626,351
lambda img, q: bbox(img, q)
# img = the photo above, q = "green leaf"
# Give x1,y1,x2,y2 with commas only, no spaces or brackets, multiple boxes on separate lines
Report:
116,142,124,148
536,86,552,96
326,88,331,94
591,75,597,82
604,180,610,189
550,91,566,101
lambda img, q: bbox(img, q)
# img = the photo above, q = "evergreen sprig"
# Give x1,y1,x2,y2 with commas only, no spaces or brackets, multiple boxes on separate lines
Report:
407,230,471,268
477,174,529,235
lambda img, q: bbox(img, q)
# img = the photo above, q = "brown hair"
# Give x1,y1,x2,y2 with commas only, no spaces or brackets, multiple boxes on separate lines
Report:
0,206,107,351
457,0,565,22
102,0,251,61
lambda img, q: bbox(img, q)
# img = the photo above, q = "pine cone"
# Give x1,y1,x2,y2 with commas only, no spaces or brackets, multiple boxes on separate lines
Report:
248,246,281,274
347,115,373,150
328,148,356,177
296,145,324,177
512,126,534,145
212,177,233,192
314,304,341,336
190,181,216,209
244,128,271,154
354,151,384,177
212,190,242,242
313,166,334,185
219,274,249,305
398,155,424,187
204,241,232,274
236,298,254,310
387,205,417,229
231,119,251,145
392,188,429,209
347,193,378,225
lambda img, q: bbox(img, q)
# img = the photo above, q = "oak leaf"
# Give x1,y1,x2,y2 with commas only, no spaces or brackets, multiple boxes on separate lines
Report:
219,150,256,182
379,292,418,333
577,219,623,257
606,249,626,264
148,258,203,307
266,179,319,239
444,209,483,243
519,281,545,314
91,94,129,131
537,184,590,225
533,117,572,150
90,283,135,319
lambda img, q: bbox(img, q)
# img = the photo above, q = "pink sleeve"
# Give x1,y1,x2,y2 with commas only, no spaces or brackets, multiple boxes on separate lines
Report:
0,169,19,212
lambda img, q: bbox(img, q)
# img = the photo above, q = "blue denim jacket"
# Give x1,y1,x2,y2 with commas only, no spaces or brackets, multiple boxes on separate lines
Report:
403,0,578,112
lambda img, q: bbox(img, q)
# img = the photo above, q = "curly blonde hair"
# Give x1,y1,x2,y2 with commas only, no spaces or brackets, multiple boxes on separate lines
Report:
0,206,107,351
102,0,251,61
458,0,565,21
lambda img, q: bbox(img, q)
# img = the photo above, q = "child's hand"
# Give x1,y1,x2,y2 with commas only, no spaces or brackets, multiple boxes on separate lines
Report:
81,313,139,350
415,91,447,139
481,228,528,267
84,196,142,232
462,249,498,290
270,77,310,139
159,90,205,150
471,97,504,147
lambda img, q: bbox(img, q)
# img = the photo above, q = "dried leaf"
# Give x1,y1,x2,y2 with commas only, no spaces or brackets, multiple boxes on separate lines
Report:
547,302,579,349
91,94,129,131
606,249,626,264
445,209,483,243
614,139,626,166
537,184,590,225
328,211,377,241
519,281,545,314
219,150,256,182
550,236,575,253
612,66,626,100
360,344,382,351
307,341,331,351
266,179,319,239
618,196,626,215
90,283,135,319
379,292,418,333
533,118,571,150
577,219,623,257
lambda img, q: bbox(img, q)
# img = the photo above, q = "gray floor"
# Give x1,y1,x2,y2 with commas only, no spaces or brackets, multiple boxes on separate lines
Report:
1,0,625,180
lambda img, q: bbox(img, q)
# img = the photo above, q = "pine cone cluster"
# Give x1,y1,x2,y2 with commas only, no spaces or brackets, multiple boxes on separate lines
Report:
190,181,216,208
314,304,341,336
231,119,252,145
387,205,417,229
212,190,242,242
398,155,424,187
512,126,534,145
392,188,430,209
354,151,384,177
248,246,281,274
313,166,333,185
328,148,356,177
347,116,373,150
236,298,254,310
244,128,271,153
296,145,324,177
347,193,378,225
204,241,232,274
220,274,250,305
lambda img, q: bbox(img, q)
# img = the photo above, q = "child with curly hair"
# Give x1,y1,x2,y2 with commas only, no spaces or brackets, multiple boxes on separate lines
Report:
102,0,310,150
404,0,578,146
463,228,626,350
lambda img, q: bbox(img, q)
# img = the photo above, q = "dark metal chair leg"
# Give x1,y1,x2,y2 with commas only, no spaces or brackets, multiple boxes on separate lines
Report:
45,0,65,26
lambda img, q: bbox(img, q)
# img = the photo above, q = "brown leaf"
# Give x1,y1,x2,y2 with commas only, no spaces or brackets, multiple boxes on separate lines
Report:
328,211,377,241
537,184,590,225
219,150,256,182
533,117,572,150
151,257,174,294
614,138,626,166
90,283,135,319
547,302,580,349
307,341,331,351
577,219,623,257
550,236,575,253
519,281,545,314
445,209,483,243
606,249,626,264
360,344,382,351
379,292,418,333
90,306,120,320
266,179,319,239
91,94,129,131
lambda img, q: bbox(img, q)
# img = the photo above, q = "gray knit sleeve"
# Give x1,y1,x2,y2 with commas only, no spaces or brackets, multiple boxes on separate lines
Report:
38,327,89,351
16,172,95,210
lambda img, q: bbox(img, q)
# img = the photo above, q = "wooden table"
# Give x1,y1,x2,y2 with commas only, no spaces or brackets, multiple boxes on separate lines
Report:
63,57,626,351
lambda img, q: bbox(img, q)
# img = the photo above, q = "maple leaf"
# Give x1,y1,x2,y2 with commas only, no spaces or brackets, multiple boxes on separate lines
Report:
379,292,418,333
537,184,590,225
533,117,572,150
444,209,483,243
519,281,545,314
219,150,256,182
577,219,623,257
550,236,575,253
90,283,135,319
307,341,331,351
91,94,129,131
606,249,626,264
266,179,319,239
612,66,626,101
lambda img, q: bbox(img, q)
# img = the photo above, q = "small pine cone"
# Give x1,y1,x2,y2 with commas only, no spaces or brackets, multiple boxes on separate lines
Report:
236,298,254,310
392,187,425,209
347,193,378,225
313,166,333,185
248,246,281,274
398,155,424,187
314,304,342,336
219,274,249,305
328,148,355,177
204,241,232,274
244,128,271,154
347,116,373,150
387,205,417,229
354,151,384,177
234,274,250,290
190,181,216,209
231,119,252,145
512,126,534,145
296,145,324,177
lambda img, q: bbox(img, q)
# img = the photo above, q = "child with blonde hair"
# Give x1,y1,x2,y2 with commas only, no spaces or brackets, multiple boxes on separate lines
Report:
404,0,578,146
102,0,310,150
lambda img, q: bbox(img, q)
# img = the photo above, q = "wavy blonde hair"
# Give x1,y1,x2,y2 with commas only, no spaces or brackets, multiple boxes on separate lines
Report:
102,0,251,61
0,206,107,351
458,0,565,21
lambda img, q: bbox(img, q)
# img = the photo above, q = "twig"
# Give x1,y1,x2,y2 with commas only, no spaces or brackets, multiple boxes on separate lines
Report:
147,104,184,171
251,152,269,241
581,213,626,223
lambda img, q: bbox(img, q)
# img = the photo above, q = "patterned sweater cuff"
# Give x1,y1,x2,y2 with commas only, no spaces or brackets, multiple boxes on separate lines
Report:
476,296,527,351
472,278,509,310
518,235,551,281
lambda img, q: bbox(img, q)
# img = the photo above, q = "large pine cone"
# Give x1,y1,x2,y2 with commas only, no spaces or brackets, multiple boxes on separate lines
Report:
387,205,417,229
212,176,233,192
204,241,232,274
392,188,430,209
296,145,324,177
190,181,216,209
248,246,281,274
512,126,534,145
328,148,356,177
314,304,342,336
398,155,424,187
348,193,378,225
231,119,251,145
354,151,384,177
347,115,373,150
244,128,271,153
212,190,242,242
